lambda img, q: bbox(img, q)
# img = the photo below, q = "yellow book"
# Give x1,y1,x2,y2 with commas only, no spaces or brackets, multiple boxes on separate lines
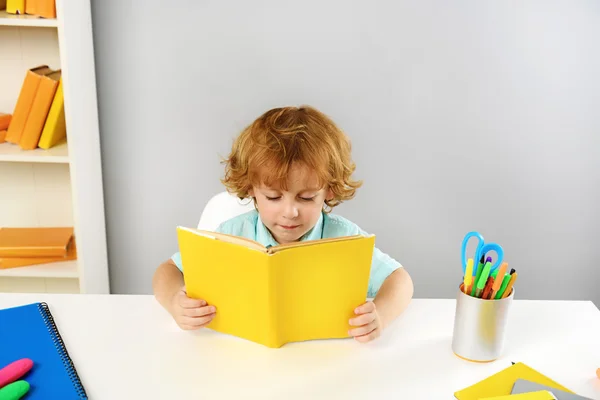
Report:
176,227,375,348
6,0,25,14
454,363,574,400
38,78,66,149
480,391,557,399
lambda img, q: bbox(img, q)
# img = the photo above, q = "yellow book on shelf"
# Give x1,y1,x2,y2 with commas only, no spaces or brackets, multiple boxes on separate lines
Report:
6,0,25,14
479,391,557,399
38,78,66,149
454,363,574,400
177,227,374,348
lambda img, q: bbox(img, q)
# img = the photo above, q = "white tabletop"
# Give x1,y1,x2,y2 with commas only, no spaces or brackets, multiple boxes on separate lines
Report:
0,294,599,399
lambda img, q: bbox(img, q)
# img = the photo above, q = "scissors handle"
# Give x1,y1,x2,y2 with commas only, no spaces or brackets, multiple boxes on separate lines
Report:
479,243,504,272
461,231,484,274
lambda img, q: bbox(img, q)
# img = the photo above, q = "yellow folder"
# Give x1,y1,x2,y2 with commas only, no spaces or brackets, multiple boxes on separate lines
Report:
176,227,375,348
454,362,573,400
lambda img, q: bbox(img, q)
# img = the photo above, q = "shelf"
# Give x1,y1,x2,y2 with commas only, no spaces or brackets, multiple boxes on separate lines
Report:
0,260,78,279
0,141,69,163
0,10,58,27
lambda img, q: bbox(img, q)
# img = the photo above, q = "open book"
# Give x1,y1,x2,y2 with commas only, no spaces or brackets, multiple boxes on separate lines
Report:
176,226,375,348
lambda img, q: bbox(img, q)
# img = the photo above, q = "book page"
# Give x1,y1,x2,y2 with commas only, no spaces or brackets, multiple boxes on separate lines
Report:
268,234,372,254
272,235,375,346
178,227,266,252
176,227,276,346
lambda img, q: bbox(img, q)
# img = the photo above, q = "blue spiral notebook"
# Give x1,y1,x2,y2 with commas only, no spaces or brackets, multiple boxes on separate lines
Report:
0,302,87,399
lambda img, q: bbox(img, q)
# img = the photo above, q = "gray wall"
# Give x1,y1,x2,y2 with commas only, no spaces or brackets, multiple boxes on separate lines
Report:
91,0,600,305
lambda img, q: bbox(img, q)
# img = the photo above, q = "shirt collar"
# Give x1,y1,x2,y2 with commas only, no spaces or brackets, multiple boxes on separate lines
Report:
300,211,324,242
255,211,324,246
256,216,279,247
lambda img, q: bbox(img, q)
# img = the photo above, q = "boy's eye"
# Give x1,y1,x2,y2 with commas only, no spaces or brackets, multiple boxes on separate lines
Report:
299,197,315,202
266,196,281,201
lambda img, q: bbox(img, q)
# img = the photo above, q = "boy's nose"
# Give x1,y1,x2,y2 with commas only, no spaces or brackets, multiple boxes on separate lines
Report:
283,203,299,219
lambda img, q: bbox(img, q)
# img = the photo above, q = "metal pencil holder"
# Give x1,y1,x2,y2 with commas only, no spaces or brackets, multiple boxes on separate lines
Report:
451,284,514,362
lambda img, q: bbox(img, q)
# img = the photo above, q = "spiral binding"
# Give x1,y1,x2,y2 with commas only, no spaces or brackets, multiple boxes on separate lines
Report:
37,302,88,399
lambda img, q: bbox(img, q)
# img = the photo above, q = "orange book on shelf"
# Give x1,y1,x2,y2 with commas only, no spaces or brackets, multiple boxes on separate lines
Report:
25,0,38,15
37,0,55,18
0,113,10,131
19,70,61,150
6,0,25,14
5,66,54,144
0,239,77,269
0,227,74,258
38,78,66,149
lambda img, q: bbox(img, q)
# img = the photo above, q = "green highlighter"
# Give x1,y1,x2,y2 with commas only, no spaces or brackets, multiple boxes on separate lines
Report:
471,257,485,296
474,261,492,298
495,273,512,299
0,380,30,400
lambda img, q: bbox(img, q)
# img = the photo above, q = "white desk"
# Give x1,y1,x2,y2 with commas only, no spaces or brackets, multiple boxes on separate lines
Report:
1,294,599,399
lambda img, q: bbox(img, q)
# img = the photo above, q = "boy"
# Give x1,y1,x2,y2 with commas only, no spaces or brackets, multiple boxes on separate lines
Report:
153,106,413,342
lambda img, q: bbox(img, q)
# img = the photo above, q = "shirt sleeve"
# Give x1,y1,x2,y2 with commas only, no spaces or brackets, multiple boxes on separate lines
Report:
367,246,403,298
355,226,403,298
171,251,183,272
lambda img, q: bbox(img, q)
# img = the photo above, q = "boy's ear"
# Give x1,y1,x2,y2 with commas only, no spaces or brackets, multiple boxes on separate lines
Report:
248,188,255,197
325,188,334,201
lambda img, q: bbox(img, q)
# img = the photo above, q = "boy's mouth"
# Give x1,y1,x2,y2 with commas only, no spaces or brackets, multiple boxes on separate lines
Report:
279,224,300,230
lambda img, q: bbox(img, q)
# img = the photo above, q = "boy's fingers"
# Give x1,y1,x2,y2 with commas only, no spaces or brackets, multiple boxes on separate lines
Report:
179,324,195,331
179,322,211,331
179,293,206,308
354,328,381,343
349,312,375,327
183,305,216,318
348,321,377,337
354,301,375,315
181,314,215,327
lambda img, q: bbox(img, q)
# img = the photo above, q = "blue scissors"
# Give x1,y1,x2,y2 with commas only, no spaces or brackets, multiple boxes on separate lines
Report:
460,231,504,275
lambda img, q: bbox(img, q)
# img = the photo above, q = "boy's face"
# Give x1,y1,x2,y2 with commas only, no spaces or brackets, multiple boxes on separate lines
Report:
250,164,332,244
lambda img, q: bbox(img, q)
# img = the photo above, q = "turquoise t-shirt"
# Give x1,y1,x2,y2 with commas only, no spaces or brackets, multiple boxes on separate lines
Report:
171,209,402,297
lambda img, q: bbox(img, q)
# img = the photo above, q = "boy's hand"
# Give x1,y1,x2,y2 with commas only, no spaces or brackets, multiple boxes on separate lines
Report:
169,287,216,330
348,301,382,343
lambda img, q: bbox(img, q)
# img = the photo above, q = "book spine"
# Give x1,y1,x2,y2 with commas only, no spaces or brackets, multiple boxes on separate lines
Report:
37,303,87,398
5,70,43,144
267,255,282,348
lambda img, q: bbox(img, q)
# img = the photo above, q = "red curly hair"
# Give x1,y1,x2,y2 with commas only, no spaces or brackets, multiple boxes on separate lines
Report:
221,105,362,210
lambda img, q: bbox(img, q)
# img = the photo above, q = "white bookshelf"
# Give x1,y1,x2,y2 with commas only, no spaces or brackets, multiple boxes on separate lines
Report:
0,10,58,27
0,140,69,163
0,0,110,294
0,261,78,278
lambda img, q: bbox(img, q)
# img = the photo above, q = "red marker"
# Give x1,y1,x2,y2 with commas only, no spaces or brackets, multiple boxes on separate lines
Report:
0,358,33,387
